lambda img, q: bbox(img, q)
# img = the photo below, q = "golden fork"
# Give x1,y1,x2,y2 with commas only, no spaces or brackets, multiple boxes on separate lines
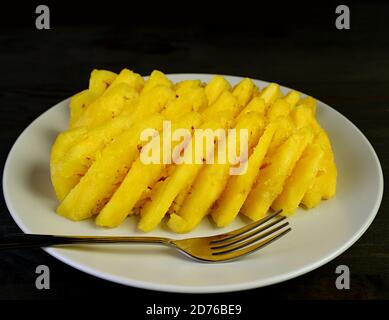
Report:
0,210,290,262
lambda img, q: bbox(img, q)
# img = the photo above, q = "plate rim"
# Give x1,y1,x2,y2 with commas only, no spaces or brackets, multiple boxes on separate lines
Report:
2,73,384,293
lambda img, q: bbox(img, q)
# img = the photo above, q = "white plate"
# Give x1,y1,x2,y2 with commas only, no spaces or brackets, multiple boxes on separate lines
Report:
3,74,383,293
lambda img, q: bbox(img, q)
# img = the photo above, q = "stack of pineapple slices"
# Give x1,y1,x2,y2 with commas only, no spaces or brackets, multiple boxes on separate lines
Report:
50,69,337,233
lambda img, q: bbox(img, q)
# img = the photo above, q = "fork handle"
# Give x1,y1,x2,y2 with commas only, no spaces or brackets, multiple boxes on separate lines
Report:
0,234,169,250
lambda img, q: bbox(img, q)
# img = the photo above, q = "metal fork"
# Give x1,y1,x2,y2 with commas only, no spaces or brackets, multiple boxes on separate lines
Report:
0,210,290,262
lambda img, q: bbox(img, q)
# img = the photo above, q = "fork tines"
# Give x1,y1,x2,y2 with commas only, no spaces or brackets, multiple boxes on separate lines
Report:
210,210,291,257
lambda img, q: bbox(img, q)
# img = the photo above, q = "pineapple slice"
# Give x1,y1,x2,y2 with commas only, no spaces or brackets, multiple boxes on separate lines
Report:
164,155,231,233
108,68,144,93
162,96,193,121
138,116,231,232
241,127,314,221
236,97,266,121
56,114,165,221
204,75,231,105
283,90,301,109
259,83,280,108
50,126,88,200
142,70,173,93
179,87,208,112
88,69,117,96
51,115,137,201
266,116,295,157
293,101,320,132
272,143,324,215
299,96,317,115
121,85,176,119
168,183,191,215
266,99,292,122
96,112,202,228
211,121,278,227
73,83,139,128
167,112,265,233
174,80,201,94
51,86,175,201
202,91,240,121
302,130,337,208
232,78,255,109
175,80,208,112
69,90,98,128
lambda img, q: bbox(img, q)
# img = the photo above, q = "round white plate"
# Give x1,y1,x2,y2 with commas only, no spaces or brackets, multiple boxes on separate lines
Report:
3,74,383,293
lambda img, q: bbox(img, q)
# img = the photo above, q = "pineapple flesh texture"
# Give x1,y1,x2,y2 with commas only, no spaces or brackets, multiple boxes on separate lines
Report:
241,127,314,221
272,143,324,215
56,114,164,221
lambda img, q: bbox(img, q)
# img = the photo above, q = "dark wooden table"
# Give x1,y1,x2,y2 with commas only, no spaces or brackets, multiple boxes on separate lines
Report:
0,1,388,302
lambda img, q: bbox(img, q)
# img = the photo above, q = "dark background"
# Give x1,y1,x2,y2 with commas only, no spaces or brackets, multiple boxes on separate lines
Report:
0,0,388,304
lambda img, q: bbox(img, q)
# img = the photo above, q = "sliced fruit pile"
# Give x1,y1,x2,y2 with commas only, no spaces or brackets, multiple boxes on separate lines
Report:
50,69,337,233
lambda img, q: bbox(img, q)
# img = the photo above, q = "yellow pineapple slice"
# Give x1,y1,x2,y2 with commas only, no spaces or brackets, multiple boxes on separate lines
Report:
202,91,240,121
272,143,324,215
138,116,231,232
56,114,165,221
96,112,202,228
168,112,264,233
302,130,337,208
88,69,117,96
108,68,144,93
236,97,266,121
204,75,231,105
142,70,173,93
259,83,280,108
174,80,201,93
241,127,314,221
73,83,139,128
211,121,278,227
69,90,98,128
283,90,301,109
232,78,255,109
